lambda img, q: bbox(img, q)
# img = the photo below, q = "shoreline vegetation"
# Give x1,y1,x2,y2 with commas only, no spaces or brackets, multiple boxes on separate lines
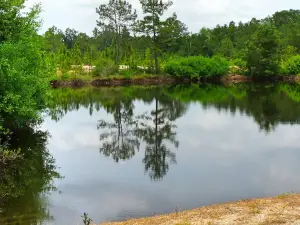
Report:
100,194,300,225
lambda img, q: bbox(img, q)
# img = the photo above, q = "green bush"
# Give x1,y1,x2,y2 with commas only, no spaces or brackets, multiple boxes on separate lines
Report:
281,55,300,75
61,73,70,80
119,70,132,79
164,56,229,78
92,58,118,77
229,58,248,75
0,40,51,127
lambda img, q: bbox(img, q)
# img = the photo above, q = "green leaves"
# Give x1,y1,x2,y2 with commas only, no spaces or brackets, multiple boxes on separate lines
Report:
0,1,50,127
138,0,173,74
281,55,300,75
96,0,137,64
164,56,230,78
244,23,280,76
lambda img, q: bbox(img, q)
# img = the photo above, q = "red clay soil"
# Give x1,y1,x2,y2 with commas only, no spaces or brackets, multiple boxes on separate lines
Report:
221,74,252,83
50,75,252,88
90,77,182,86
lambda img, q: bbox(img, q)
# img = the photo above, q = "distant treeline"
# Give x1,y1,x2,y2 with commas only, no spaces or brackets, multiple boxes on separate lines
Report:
42,4,300,76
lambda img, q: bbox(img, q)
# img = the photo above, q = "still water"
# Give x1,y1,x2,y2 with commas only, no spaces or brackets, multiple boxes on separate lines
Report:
2,83,300,224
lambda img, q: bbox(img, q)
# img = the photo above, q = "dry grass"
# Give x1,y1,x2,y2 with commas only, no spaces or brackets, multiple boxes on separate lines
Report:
99,194,300,225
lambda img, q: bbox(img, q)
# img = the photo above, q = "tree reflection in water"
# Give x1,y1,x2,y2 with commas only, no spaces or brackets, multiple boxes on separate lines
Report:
0,125,60,225
98,100,140,163
97,88,187,181
47,84,300,181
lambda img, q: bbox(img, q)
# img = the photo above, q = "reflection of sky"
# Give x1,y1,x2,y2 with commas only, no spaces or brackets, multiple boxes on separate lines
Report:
42,100,300,224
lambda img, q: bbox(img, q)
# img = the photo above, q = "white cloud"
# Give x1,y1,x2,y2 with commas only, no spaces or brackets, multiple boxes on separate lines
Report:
25,0,300,34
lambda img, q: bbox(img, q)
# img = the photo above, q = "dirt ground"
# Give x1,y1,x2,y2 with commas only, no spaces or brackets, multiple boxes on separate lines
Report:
100,194,300,225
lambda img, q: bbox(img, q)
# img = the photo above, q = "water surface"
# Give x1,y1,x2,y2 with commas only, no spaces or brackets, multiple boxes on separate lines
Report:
2,83,300,224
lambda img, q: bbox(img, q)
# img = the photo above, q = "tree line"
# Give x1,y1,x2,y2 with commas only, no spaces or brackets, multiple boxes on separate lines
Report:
43,2,300,76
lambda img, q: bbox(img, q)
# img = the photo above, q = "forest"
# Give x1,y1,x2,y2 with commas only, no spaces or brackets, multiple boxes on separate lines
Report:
1,0,300,204
42,3,300,78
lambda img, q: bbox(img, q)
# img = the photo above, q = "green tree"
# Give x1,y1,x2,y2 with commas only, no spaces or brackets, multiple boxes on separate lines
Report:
157,13,188,53
96,0,137,64
245,23,280,76
44,26,65,53
138,0,173,74
63,28,78,49
0,0,25,42
216,37,235,58
0,3,52,127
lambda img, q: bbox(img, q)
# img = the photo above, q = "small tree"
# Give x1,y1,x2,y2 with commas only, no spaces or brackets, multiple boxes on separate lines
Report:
96,0,137,64
138,0,173,74
245,23,280,76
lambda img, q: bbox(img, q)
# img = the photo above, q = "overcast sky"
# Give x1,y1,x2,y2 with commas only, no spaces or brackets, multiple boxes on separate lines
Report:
25,0,300,35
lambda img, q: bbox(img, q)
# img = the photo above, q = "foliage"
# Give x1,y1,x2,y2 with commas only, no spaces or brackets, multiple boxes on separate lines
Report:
137,0,173,74
0,3,52,127
92,58,118,77
0,3,58,223
229,58,248,75
245,23,280,76
280,55,300,75
42,9,300,77
164,56,230,78
82,213,93,225
96,0,137,64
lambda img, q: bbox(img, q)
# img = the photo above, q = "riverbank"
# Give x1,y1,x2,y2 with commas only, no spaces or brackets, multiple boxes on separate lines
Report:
50,75,180,88
50,74,252,88
100,194,300,225
49,74,300,88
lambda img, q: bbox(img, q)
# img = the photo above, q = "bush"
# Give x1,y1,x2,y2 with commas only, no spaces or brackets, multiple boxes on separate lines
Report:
0,40,51,127
61,73,70,80
119,70,132,79
164,56,229,78
281,55,300,75
229,58,248,75
92,58,118,77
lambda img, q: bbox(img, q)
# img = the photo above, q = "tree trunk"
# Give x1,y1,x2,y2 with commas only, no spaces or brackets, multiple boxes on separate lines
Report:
152,4,159,75
153,32,159,75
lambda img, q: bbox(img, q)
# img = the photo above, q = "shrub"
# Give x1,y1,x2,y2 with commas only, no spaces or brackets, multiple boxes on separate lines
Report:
0,40,51,127
61,73,70,80
229,58,248,75
119,70,132,79
164,56,229,78
281,55,300,75
92,58,118,77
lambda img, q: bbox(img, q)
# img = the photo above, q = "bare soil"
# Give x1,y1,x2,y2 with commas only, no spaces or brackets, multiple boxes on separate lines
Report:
100,194,300,225
50,74,252,88
221,74,252,83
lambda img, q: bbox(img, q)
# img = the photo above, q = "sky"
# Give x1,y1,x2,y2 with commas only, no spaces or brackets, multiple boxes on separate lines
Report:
25,0,300,35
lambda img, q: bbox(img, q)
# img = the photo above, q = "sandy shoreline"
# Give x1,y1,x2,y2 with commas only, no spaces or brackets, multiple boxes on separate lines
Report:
100,194,300,225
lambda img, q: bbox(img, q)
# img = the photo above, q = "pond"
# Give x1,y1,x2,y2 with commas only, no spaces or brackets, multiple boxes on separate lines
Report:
2,83,300,224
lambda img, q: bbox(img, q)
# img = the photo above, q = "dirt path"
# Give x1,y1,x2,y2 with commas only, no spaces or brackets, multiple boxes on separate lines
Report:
100,194,300,225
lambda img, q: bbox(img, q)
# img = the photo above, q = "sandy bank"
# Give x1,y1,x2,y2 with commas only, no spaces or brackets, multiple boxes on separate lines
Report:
100,194,300,225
